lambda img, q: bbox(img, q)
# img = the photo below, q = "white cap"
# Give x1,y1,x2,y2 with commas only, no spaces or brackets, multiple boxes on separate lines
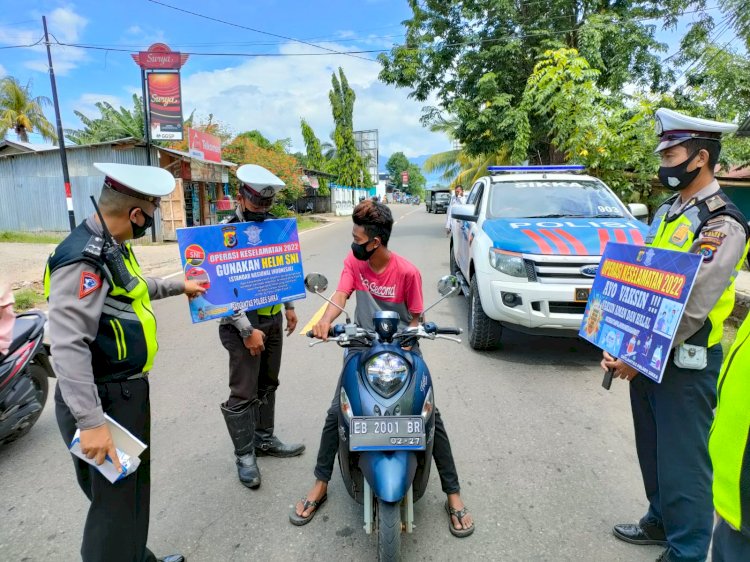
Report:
94,162,175,200
655,108,738,152
236,164,285,200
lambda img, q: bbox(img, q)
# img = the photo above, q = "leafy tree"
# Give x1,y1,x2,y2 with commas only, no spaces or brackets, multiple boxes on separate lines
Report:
386,152,426,195
234,130,290,154
223,135,304,204
378,0,712,161
329,68,371,187
66,94,145,145
0,77,56,143
300,118,330,195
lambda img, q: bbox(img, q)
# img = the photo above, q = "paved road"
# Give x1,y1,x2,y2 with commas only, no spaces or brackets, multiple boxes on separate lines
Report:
0,205,663,561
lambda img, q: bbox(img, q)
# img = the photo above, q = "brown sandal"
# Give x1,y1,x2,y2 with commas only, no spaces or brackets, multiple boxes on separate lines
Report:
289,494,328,526
444,500,475,538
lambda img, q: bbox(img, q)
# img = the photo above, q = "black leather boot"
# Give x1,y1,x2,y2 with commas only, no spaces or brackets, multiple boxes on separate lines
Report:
220,401,261,489
254,391,305,458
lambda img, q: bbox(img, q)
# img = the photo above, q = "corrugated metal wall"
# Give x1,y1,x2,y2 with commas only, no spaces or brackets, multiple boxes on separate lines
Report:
0,145,164,239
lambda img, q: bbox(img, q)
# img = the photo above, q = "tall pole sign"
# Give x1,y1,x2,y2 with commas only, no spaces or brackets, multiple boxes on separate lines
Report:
42,16,75,230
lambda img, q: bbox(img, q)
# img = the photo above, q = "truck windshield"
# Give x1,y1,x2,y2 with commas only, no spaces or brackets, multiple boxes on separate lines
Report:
435,192,451,200
487,180,626,219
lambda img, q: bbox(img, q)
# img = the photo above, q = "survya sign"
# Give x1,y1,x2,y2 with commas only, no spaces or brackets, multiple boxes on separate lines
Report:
132,43,188,141
579,242,701,383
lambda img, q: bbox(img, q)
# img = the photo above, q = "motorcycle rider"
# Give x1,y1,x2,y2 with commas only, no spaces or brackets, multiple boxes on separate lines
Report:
289,199,474,537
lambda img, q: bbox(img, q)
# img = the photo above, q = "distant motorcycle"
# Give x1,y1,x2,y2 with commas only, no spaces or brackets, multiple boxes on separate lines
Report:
0,311,54,445
304,273,462,561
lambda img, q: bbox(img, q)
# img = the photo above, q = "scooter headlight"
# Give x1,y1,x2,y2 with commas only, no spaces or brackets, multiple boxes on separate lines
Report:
365,353,410,398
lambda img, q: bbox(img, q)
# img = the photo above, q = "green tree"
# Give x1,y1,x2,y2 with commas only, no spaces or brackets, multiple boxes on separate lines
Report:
329,68,371,187
66,94,145,144
0,77,56,143
300,118,330,195
386,152,426,195
378,0,713,161
234,130,290,153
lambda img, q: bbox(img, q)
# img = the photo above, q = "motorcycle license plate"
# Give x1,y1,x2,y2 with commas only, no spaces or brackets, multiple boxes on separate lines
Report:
349,416,426,452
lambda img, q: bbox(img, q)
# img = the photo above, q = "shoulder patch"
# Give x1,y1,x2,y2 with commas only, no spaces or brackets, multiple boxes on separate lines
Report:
705,195,726,212
79,271,102,299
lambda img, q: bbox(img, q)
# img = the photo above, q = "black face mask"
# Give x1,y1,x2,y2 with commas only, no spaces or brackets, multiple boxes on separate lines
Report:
658,150,702,191
242,208,268,222
351,239,377,261
130,208,153,239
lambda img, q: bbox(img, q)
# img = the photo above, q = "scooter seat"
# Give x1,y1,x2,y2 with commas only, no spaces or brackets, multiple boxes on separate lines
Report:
6,314,43,356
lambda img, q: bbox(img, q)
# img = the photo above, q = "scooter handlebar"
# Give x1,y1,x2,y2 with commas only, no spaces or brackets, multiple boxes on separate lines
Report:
436,327,462,335
306,325,343,338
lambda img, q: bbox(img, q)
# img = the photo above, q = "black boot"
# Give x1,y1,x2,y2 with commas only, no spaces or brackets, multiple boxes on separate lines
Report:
220,401,261,489
254,391,305,458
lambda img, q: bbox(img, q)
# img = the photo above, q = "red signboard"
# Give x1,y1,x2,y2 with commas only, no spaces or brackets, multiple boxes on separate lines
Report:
401,171,409,187
188,128,222,163
131,43,189,69
147,72,184,141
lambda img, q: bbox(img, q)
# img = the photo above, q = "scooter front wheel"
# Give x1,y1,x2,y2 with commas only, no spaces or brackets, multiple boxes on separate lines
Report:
377,498,401,562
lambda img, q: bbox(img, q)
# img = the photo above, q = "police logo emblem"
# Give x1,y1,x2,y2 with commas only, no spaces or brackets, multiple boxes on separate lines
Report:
222,225,238,248
244,225,262,246
260,186,275,198
79,271,102,299
670,223,691,247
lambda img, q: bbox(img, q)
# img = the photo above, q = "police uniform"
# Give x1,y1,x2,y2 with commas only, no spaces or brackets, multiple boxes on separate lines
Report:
218,165,304,490
47,163,186,562
613,110,749,562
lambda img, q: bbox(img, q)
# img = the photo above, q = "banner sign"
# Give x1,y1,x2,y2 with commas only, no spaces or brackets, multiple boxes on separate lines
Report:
176,219,306,323
188,128,222,163
579,242,701,383
131,42,189,70
147,72,183,141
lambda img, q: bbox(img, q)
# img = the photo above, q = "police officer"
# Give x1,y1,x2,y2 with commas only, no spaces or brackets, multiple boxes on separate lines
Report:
47,163,206,562
601,109,750,562
709,295,750,561
218,164,304,489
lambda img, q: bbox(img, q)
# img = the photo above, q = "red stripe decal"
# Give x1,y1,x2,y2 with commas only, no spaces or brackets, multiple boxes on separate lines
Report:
614,230,628,244
521,230,554,254
553,229,587,255
629,229,645,245
539,229,571,255
598,229,610,254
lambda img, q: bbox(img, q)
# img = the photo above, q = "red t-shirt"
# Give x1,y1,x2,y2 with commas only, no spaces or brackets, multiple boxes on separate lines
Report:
337,251,424,316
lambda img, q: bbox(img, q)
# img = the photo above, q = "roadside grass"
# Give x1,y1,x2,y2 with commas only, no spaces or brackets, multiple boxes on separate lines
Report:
0,231,64,244
13,288,45,312
297,217,321,231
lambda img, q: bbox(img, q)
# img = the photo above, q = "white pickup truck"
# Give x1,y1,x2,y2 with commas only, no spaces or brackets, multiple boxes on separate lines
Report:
449,166,649,350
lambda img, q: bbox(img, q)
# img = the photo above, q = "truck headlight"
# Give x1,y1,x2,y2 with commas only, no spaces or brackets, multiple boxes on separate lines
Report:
365,353,410,398
489,249,526,277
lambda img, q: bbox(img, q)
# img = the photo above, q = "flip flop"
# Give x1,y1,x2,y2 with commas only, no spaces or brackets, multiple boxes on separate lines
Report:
289,494,328,526
444,500,475,538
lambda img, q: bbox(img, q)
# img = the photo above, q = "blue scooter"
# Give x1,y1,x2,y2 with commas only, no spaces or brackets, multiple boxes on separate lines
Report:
304,274,462,561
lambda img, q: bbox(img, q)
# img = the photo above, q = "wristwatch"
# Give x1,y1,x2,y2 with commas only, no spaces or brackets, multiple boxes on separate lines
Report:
239,326,253,338
284,303,295,310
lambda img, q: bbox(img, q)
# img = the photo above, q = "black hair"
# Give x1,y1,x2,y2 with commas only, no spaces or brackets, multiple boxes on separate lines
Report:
682,138,721,172
352,200,393,246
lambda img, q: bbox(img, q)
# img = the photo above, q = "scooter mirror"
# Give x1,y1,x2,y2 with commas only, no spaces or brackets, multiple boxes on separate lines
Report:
437,275,459,297
304,273,329,294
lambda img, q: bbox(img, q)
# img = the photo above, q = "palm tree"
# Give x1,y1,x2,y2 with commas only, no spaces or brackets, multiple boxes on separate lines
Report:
423,112,510,187
0,77,56,143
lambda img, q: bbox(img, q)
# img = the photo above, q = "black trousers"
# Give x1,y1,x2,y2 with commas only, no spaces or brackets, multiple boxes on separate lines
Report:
219,311,283,407
630,345,722,562
712,518,750,562
55,379,156,562
313,353,461,495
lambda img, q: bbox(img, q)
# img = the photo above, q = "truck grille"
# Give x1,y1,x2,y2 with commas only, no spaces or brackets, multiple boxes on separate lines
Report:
524,255,600,284
548,302,588,314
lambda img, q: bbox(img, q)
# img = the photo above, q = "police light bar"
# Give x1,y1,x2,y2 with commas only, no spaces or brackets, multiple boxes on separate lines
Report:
487,165,586,173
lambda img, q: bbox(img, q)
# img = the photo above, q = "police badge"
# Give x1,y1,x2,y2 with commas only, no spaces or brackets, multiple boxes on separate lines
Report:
245,224,262,246
222,225,238,248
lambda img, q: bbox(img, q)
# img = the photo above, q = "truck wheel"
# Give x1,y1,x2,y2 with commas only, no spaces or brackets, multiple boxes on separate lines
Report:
377,499,401,562
468,275,502,350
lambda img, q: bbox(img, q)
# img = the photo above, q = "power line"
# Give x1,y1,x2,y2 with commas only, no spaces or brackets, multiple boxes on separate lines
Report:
144,0,377,62
0,36,44,50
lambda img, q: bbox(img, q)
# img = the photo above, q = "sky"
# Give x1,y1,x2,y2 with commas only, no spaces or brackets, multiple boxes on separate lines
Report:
0,0,733,167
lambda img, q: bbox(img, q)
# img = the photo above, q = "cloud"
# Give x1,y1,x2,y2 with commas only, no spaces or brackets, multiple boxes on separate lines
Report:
180,41,449,161
73,93,126,117
127,25,143,35
17,7,89,76
0,64,6,78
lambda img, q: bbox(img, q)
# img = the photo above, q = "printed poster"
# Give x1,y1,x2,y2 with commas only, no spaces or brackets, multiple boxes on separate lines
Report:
579,243,701,382
176,219,305,323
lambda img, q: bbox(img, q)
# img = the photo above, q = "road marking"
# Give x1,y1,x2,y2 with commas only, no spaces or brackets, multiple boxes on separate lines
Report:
394,208,419,225
299,301,328,335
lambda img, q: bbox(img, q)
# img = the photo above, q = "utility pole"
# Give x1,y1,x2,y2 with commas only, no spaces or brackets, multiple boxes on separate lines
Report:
43,16,75,231
139,68,156,241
